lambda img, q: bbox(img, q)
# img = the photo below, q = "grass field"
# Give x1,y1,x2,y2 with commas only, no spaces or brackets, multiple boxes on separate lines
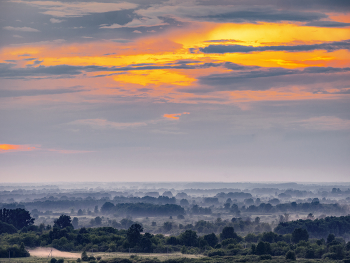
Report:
3,249,204,263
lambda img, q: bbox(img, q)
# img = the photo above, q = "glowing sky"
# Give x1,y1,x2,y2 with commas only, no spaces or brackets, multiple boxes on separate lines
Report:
0,0,350,182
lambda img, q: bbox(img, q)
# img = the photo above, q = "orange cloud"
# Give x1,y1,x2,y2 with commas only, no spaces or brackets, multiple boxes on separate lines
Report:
0,144,36,152
1,18,350,106
163,112,190,120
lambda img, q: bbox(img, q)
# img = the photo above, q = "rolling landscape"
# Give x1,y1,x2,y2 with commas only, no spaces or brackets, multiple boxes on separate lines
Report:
1,0,350,262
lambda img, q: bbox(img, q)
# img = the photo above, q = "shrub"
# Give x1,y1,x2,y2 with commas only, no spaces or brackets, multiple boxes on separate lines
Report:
305,249,315,259
285,250,296,260
260,254,272,260
323,252,338,260
208,249,225,257
50,258,57,263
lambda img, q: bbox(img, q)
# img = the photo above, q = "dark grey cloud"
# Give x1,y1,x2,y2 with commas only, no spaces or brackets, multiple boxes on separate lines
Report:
304,21,350,27
192,9,327,23
199,40,350,54
0,60,226,79
0,63,85,78
0,87,85,98
1,0,348,49
198,66,350,90
0,1,164,48
196,0,350,12
205,39,243,43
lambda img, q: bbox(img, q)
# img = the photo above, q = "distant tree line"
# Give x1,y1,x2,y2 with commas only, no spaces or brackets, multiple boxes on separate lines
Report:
101,202,185,216
275,215,350,238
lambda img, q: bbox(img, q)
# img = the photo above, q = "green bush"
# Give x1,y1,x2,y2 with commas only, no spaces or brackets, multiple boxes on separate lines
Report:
259,254,272,260
285,250,296,260
208,249,225,257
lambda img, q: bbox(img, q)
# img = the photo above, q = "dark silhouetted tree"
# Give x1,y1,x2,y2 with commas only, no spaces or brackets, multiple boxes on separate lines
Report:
54,215,73,229
0,208,34,229
127,224,143,246
203,233,218,247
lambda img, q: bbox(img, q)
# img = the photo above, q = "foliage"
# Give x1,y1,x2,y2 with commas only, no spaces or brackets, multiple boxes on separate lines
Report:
1,213,350,261
101,202,185,216
291,228,309,243
0,208,34,229
285,250,296,260
275,215,350,238
0,243,30,258
0,220,18,234
54,215,73,229
127,224,143,247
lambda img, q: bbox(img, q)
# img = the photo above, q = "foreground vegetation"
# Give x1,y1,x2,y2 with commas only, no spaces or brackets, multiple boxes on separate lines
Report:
2,208,350,262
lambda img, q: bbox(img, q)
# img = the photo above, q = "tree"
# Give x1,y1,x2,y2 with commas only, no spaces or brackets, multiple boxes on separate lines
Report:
94,216,102,225
292,228,309,243
127,224,143,246
180,199,189,206
224,203,231,209
256,241,265,255
101,202,114,213
81,251,88,261
54,215,73,229
180,230,198,246
329,244,345,260
327,233,335,244
220,226,237,240
261,232,278,243
162,191,173,197
163,222,172,232
203,233,218,247
0,208,34,229
139,233,153,252
0,221,17,234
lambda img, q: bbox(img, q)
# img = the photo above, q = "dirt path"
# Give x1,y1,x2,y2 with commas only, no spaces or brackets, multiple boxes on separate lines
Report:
28,248,81,259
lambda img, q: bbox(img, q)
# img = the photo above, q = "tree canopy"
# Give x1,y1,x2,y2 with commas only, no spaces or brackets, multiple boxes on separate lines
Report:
54,215,73,229
0,208,34,229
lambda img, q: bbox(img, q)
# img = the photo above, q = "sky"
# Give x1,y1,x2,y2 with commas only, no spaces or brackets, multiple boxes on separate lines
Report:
0,0,350,183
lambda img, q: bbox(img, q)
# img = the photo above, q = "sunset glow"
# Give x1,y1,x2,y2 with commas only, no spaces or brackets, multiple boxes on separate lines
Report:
1,0,349,182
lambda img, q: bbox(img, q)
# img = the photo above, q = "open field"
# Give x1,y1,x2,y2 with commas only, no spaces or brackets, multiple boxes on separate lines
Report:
28,248,80,259
4,248,204,263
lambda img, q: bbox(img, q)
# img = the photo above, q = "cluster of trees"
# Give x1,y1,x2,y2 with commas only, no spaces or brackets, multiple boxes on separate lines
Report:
275,215,350,238
190,205,212,215
0,242,29,258
2,210,350,262
101,202,185,216
244,201,345,214
0,208,34,230
215,192,252,199
113,196,176,205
